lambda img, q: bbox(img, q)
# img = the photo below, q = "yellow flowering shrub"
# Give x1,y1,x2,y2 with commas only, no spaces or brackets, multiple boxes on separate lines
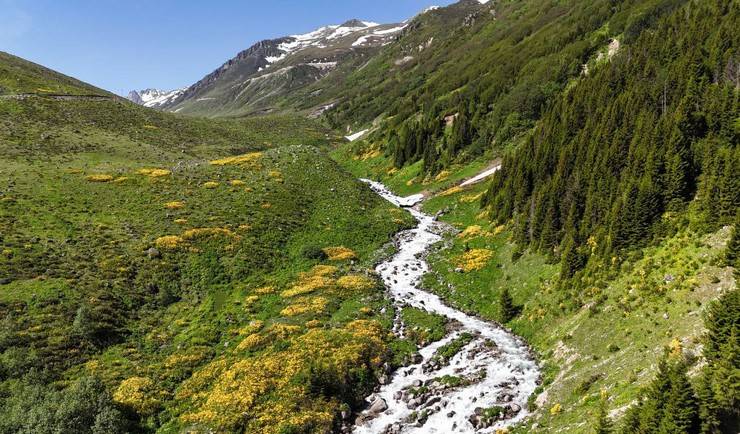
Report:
164,348,209,369
669,338,683,357
281,297,328,317
155,235,186,250
550,403,562,415
306,320,323,328
174,218,188,225
267,323,302,339
336,275,375,292
229,179,246,186
456,248,494,272
253,286,276,295
434,170,451,181
164,201,185,209
458,225,491,239
203,181,219,189
85,174,114,182
439,186,463,197
238,320,264,335
244,295,259,307
236,333,267,352
209,152,263,167
281,275,334,298
113,377,160,415
309,265,338,276
182,227,237,241
177,321,387,433
322,246,357,261
461,192,484,203
138,168,171,178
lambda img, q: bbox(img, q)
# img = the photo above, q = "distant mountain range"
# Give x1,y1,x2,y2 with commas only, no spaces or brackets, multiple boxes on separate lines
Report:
126,17,411,116
126,88,185,109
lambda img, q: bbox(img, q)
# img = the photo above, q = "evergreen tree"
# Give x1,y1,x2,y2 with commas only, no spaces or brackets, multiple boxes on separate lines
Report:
659,358,699,433
726,223,739,268
499,287,517,323
594,397,614,434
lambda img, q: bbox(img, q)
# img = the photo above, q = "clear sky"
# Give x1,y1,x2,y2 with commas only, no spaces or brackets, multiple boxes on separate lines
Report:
0,0,455,95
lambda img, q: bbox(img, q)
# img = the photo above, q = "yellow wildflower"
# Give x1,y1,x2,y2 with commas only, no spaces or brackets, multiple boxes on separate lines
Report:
138,168,171,178
164,201,185,209
209,152,263,167
113,377,160,415
323,246,357,261
550,403,562,415
337,275,375,292
85,174,114,183
155,235,185,250
236,333,267,351
439,186,463,197
456,248,493,272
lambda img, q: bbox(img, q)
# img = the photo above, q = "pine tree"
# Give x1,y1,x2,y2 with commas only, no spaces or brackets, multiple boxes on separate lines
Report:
660,358,699,433
594,397,614,434
499,287,517,323
697,372,722,434
726,223,739,268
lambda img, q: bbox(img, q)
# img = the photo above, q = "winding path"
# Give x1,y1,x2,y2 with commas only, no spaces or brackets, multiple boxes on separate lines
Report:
353,180,539,434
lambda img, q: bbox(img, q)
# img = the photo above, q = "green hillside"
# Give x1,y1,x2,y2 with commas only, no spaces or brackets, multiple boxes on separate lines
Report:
0,51,108,96
0,0,738,433
330,0,738,432
0,56,422,434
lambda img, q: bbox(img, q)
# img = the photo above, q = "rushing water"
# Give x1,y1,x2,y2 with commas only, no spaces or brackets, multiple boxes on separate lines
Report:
353,180,540,434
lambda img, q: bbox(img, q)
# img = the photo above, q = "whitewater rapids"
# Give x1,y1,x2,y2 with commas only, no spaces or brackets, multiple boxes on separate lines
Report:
353,180,540,434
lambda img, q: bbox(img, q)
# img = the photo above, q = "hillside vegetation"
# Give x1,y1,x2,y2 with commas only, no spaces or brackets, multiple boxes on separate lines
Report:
0,58,427,434
0,51,108,96
330,0,738,432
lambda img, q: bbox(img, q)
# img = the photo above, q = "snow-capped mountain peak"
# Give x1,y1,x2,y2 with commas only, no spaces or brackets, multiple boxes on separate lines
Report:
127,88,185,108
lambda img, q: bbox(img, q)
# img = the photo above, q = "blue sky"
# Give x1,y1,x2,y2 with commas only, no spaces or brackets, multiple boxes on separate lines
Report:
0,0,454,95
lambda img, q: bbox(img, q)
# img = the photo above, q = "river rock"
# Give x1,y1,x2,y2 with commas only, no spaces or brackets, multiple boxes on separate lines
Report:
368,397,388,414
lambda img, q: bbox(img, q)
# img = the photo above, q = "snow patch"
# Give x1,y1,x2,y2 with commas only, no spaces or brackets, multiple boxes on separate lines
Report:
460,165,501,187
345,129,369,141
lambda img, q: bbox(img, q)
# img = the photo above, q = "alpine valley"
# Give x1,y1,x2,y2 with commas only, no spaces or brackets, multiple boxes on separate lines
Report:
1,1,738,434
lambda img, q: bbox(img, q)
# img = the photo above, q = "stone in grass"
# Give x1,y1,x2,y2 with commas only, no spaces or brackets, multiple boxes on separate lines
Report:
147,247,161,259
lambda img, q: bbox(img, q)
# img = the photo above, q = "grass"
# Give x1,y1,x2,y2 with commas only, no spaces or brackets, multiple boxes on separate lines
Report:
330,137,497,197
0,51,107,95
0,89,418,433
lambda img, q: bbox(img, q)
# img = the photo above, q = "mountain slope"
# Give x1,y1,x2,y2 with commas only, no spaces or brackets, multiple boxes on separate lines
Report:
0,51,109,96
328,0,738,432
161,19,408,117
0,53,422,434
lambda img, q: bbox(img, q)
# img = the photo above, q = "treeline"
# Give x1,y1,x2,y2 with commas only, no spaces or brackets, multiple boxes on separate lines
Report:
481,0,738,277
592,285,738,434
